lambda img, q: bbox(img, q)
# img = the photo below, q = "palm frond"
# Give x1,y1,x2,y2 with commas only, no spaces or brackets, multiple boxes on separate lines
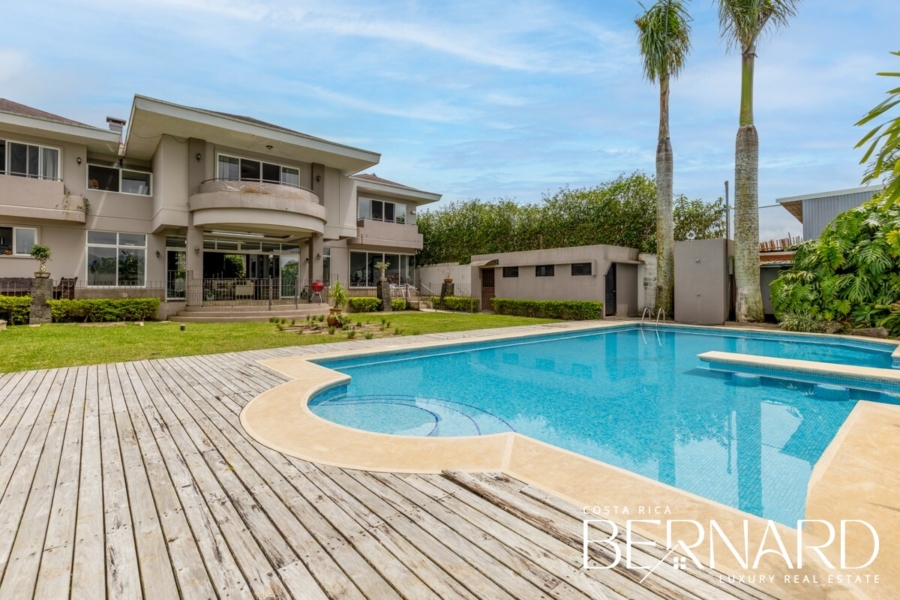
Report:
636,1,692,83
717,0,801,52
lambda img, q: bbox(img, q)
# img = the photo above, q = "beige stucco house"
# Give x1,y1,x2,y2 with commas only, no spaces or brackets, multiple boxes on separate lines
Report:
0,96,440,316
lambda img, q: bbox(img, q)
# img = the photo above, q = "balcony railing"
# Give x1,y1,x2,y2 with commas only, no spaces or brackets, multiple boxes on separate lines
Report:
199,178,318,200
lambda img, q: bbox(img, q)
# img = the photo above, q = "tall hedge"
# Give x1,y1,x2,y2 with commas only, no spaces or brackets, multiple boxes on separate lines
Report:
416,172,726,265
491,299,604,320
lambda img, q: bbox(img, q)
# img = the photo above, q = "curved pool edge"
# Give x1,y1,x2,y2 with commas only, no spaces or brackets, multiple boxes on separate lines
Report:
237,321,897,600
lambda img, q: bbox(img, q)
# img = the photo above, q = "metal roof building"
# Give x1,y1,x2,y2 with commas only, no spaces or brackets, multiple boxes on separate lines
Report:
777,185,884,241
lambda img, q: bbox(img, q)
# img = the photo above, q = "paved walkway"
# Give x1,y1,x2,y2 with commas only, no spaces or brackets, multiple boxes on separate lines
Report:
0,324,777,599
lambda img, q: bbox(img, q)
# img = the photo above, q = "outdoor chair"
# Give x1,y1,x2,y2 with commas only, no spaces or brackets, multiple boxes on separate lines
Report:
53,277,78,300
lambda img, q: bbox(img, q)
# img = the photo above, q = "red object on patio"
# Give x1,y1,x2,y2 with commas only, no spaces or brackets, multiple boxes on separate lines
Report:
311,280,325,292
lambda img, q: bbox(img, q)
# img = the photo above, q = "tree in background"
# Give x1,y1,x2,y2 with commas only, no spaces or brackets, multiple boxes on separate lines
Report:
718,0,800,322
857,50,900,208
636,0,692,316
674,196,727,241
417,172,724,265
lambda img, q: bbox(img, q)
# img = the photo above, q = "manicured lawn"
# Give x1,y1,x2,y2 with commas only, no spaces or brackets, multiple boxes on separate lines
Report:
0,312,558,372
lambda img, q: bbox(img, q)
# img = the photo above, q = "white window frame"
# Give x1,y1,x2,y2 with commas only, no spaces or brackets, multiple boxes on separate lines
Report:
85,230,148,288
0,225,39,256
86,164,153,196
215,152,303,188
358,197,407,224
1,138,62,181
348,250,414,288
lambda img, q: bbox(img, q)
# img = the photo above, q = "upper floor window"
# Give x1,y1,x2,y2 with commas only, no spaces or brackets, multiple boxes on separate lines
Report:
535,265,555,277
217,154,300,188
571,262,592,276
0,140,59,180
87,164,152,195
358,197,407,224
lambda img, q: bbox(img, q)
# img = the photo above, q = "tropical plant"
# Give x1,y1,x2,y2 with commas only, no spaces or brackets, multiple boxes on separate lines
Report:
856,50,900,209
330,280,348,309
373,261,390,281
770,196,900,332
636,0,692,315
718,0,800,322
30,244,52,273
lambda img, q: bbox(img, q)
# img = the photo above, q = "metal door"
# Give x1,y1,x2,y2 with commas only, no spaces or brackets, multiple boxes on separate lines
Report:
605,264,616,316
481,268,495,311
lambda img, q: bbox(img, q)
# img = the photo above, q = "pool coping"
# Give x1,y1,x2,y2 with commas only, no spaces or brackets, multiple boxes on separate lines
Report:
240,320,898,599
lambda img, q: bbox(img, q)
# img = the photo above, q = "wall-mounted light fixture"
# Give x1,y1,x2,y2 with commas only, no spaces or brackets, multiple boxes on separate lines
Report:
195,152,202,162
266,145,273,150
155,250,161,258
304,257,310,263
316,253,321,260
315,175,321,182
194,246,200,254
76,157,82,166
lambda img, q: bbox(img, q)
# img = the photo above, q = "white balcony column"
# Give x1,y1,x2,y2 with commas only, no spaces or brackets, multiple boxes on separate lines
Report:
185,223,204,306
308,235,324,284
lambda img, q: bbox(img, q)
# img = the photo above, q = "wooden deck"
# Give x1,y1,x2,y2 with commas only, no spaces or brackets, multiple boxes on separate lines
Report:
0,330,780,599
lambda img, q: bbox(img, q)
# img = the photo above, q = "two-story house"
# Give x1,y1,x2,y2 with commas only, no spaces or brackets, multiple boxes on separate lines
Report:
0,95,440,318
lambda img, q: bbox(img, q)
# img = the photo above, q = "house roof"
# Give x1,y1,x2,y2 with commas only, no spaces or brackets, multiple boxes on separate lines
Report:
776,185,884,224
353,173,420,191
351,172,442,204
125,95,381,172
0,98,103,130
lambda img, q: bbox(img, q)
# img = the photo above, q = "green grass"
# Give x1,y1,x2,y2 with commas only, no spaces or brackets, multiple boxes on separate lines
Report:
0,312,558,372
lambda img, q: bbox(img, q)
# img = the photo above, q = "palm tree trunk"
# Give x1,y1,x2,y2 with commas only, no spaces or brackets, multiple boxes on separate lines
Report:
734,49,764,322
656,75,674,315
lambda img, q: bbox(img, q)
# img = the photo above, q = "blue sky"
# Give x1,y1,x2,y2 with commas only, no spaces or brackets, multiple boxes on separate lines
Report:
1,0,897,241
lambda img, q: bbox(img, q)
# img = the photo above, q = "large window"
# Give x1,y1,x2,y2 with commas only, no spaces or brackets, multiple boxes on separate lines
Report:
1,140,59,180
349,251,413,287
217,154,301,188
358,197,407,224
87,231,146,287
0,226,37,256
87,164,152,195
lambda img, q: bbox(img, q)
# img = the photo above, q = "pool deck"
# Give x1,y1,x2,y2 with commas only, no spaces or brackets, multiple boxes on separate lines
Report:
0,321,896,598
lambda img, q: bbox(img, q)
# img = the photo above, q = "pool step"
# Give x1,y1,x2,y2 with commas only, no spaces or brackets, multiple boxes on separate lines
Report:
814,384,850,401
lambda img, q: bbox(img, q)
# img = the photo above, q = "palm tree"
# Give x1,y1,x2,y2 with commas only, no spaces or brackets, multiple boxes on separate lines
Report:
718,0,800,322
636,1,691,316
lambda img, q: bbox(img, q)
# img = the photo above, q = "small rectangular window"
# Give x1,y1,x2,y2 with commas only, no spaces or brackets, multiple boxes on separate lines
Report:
0,141,5,174
262,162,280,183
41,148,59,180
395,203,406,224
372,200,384,221
358,197,371,220
502,266,519,278
27,145,39,177
14,228,36,255
122,170,151,195
282,167,299,188
0,227,11,254
385,202,395,222
240,159,260,182
535,265,555,277
88,165,120,192
218,155,239,180
9,142,27,177
571,263,592,276
87,231,117,245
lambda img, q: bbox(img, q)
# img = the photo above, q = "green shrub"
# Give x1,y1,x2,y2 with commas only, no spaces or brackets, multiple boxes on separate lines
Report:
347,297,381,312
327,326,336,335
429,296,479,313
390,298,409,311
778,312,833,333
48,298,160,322
771,196,900,330
491,298,603,320
364,332,374,340
0,296,31,325
346,330,356,339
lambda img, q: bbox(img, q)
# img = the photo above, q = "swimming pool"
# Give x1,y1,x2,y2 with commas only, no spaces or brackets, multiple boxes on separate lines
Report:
308,326,898,525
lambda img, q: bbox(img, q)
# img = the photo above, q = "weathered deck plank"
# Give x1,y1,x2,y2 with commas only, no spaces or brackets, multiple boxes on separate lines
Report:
0,325,780,599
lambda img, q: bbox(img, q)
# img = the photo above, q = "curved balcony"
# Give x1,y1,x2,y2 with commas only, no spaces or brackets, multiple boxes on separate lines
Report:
189,179,326,235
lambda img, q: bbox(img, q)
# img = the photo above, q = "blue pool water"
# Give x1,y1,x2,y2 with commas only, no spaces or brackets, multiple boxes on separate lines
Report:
309,326,898,525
